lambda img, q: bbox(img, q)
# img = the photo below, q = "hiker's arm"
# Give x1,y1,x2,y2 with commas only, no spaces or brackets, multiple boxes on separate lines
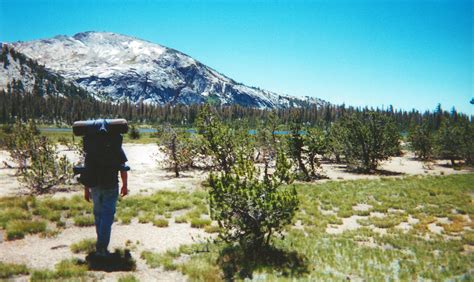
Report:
120,170,128,197
84,187,91,202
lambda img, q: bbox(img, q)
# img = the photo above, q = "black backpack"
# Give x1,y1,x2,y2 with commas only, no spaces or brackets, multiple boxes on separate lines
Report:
73,119,129,187
82,133,124,187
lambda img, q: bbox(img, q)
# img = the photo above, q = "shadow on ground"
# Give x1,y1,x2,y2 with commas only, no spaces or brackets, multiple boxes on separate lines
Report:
85,249,136,272
218,245,309,280
344,167,405,176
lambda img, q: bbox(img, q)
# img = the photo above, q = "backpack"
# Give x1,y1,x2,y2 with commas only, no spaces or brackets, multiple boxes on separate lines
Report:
73,119,128,187
82,133,124,187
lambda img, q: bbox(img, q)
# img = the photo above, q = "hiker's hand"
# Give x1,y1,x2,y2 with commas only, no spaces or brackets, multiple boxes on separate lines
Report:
84,188,91,202
121,185,128,197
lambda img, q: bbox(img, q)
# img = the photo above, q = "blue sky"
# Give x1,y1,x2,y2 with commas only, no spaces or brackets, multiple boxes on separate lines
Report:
0,0,472,114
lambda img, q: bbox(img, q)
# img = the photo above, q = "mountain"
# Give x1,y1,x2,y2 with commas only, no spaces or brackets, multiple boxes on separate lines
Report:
1,32,323,109
0,44,89,99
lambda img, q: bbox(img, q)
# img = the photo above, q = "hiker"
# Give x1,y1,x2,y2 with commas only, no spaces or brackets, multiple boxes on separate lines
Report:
73,119,130,257
84,150,128,256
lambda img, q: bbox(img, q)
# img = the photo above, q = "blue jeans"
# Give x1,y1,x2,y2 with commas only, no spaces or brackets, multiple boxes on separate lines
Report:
91,186,118,251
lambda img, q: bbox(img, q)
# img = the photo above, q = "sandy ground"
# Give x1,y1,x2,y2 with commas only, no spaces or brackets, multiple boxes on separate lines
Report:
0,220,209,281
0,144,212,280
0,144,209,197
0,144,470,197
321,152,467,181
0,144,471,280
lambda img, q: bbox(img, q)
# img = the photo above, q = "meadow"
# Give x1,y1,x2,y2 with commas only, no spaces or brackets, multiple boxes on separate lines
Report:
0,174,472,281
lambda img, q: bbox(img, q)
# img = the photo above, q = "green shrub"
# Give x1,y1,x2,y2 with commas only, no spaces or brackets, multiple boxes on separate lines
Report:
128,125,141,140
196,105,248,173
327,122,347,163
435,119,473,166
209,150,298,250
408,123,434,160
5,120,72,193
338,112,400,172
158,124,196,177
287,124,326,180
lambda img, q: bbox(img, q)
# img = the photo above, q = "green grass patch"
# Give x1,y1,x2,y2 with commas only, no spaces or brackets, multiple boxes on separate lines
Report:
73,215,95,227
354,209,372,216
175,215,188,223
31,259,87,281
140,250,177,271
56,220,66,228
0,174,472,280
462,231,474,245
0,195,92,239
204,225,221,233
138,212,155,223
40,130,75,144
326,215,343,225
358,214,407,229
337,208,353,218
118,274,140,282
70,238,96,254
153,218,169,228
6,220,47,240
169,174,474,280
0,262,29,278
39,229,61,238
0,196,34,210
0,208,32,228
123,132,158,144
190,218,212,228
117,190,207,224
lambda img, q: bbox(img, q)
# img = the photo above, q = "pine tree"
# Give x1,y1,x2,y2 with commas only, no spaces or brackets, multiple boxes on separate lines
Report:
339,112,400,172
408,123,434,160
209,149,298,251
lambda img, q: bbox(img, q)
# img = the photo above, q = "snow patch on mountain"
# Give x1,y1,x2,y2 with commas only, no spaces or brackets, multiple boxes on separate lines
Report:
5,32,323,108
0,48,36,93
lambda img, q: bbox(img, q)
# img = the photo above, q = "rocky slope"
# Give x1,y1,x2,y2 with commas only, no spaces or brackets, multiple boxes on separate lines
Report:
3,32,323,108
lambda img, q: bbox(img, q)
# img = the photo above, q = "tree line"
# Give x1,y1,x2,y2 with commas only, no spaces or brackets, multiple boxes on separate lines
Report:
1,80,471,133
1,43,472,130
